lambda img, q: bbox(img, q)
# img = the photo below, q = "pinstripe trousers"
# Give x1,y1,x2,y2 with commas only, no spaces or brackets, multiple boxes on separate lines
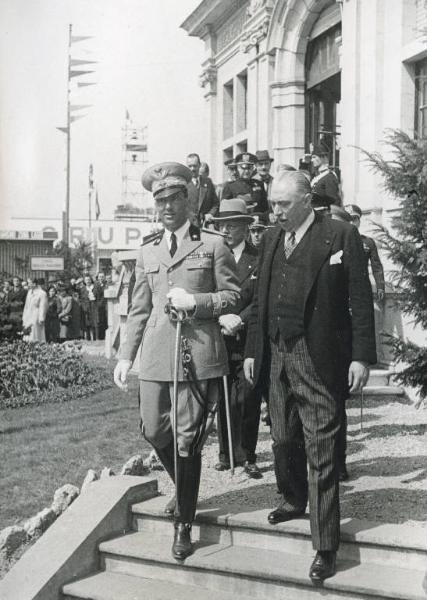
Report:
269,334,341,551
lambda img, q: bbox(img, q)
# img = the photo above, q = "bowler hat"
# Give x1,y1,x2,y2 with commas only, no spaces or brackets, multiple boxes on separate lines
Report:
142,162,192,200
212,198,255,223
256,150,274,163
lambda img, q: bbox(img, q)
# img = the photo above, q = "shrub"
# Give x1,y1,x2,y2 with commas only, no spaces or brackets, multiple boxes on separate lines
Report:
0,341,112,409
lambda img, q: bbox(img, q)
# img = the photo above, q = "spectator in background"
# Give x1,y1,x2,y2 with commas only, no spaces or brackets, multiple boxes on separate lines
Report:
217,158,239,201
22,278,48,342
96,272,108,340
222,153,269,214
70,289,83,339
310,143,341,210
57,285,73,342
9,276,27,337
81,274,101,340
199,161,210,177
186,153,219,227
0,279,12,305
45,286,61,342
253,150,274,199
249,213,269,249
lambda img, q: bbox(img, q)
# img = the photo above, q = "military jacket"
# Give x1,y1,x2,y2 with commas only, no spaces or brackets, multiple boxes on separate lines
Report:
120,224,240,381
222,178,268,213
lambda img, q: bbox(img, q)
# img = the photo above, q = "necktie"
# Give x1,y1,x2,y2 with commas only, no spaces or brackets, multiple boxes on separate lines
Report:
284,231,296,259
170,232,177,257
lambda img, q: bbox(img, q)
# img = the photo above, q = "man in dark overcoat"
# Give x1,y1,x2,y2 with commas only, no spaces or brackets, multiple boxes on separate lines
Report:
244,170,376,583
186,153,219,226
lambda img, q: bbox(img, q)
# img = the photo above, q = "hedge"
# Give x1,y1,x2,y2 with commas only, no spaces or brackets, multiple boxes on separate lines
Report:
0,341,112,409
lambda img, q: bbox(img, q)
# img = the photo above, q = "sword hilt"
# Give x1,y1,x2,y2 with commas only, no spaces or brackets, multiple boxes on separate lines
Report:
164,303,189,322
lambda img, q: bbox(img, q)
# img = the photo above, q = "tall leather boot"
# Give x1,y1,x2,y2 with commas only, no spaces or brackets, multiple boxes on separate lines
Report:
172,453,201,561
155,439,175,483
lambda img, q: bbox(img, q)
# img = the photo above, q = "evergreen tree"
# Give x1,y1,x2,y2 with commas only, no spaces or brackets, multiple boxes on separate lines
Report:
362,129,427,402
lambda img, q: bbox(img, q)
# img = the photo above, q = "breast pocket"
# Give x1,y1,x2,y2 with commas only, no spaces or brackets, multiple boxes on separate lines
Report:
145,263,160,290
185,258,213,291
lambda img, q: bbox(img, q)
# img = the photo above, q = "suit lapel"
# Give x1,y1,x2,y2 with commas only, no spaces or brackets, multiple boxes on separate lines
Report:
300,215,335,297
237,243,257,283
260,226,282,308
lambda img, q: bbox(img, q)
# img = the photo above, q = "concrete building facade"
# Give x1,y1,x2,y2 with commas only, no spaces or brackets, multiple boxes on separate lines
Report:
182,0,427,365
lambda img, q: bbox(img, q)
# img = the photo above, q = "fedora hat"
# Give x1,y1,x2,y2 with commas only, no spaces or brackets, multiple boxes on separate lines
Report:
256,150,274,163
212,198,255,223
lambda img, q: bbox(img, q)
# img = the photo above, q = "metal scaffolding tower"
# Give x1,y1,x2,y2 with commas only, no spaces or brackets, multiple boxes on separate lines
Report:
121,115,150,213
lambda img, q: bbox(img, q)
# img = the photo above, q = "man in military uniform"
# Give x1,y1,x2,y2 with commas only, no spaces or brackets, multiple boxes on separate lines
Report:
310,144,341,210
114,162,240,561
222,152,269,213
217,158,238,201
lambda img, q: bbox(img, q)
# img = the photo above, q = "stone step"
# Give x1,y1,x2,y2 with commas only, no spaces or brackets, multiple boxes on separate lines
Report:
131,496,427,571
98,530,426,600
353,385,405,396
367,369,394,387
62,570,247,600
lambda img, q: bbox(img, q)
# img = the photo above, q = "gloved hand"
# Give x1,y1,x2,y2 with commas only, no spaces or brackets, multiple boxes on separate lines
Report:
166,287,196,312
219,314,243,336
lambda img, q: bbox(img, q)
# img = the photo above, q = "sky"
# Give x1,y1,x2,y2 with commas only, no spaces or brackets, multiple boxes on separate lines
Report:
0,0,205,226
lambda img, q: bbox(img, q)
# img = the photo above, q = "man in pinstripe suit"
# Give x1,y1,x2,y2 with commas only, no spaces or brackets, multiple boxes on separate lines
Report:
244,170,376,584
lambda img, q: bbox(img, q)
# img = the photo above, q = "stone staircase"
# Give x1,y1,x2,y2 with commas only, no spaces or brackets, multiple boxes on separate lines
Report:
362,368,404,396
62,495,426,600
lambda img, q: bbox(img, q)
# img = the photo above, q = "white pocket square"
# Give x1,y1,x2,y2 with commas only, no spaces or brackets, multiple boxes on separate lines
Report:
329,250,343,265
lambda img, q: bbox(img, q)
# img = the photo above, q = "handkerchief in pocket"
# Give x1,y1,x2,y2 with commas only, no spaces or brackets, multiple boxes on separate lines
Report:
329,250,343,265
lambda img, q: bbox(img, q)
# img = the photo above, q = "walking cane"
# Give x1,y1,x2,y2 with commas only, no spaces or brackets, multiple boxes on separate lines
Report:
222,374,235,476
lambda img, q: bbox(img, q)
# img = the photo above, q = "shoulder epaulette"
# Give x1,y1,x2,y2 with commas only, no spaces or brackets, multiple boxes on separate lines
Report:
201,227,227,238
141,230,164,246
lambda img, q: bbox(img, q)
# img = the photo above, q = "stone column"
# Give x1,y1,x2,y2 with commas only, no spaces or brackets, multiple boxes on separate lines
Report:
271,74,306,166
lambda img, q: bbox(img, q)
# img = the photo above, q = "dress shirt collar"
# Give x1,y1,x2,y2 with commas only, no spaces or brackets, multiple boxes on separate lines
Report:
318,163,329,174
289,210,315,246
231,239,246,263
164,220,191,250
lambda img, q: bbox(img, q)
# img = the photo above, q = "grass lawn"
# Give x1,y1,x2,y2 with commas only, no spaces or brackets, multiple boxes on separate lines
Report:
0,375,150,530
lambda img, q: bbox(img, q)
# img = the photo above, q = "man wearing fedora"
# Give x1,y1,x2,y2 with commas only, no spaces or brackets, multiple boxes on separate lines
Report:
114,162,240,561
311,143,341,210
212,198,263,478
222,153,269,214
253,149,274,199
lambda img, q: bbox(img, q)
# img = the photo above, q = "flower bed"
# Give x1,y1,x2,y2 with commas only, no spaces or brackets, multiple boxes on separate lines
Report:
0,341,112,409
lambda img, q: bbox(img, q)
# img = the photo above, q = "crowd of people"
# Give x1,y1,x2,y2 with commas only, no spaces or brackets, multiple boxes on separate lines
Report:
114,147,383,583
0,272,114,343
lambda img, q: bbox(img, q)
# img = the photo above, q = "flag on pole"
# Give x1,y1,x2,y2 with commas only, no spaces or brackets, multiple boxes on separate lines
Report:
70,58,97,66
126,109,130,121
56,126,69,134
70,69,94,78
71,35,93,44
78,82,96,88
71,104,92,111
70,114,87,123
89,164,94,190
95,189,101,220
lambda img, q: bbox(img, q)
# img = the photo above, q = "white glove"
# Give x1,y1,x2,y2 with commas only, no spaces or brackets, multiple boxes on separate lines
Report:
219,314,243,336
166,287,196,312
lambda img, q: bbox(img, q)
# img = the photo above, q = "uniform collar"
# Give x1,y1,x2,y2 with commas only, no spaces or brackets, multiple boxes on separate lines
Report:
164,220,191,249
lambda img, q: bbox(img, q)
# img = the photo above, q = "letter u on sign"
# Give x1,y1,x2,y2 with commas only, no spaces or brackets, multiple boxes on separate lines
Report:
98,227,113,244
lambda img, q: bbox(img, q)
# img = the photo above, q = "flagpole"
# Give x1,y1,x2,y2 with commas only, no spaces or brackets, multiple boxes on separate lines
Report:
64,23,72,246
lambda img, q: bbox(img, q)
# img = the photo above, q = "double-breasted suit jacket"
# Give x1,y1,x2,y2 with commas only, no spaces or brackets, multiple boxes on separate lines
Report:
186,176,219,225
121,224,240,382
245,214,377,397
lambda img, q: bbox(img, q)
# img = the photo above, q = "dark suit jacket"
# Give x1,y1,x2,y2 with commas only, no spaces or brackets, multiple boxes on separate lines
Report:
245,214,377,397
360,234,385,292
186,176,219,224
224,242,258,359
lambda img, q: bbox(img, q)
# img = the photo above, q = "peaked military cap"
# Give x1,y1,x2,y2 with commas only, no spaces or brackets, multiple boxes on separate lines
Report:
224,158,237,168
311,143,330,158
249,213,268,229
235,152,258,165
142,162,192,200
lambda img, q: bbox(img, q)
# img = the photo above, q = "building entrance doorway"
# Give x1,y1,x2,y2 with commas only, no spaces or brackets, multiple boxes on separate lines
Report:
305,15,342,170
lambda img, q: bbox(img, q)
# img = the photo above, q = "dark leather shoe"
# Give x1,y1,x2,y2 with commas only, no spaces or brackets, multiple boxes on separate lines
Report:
164,495,176,516
339,466,349,481
267,507,305,524
244,461,263,479
309,551,336,584
172,522,193,561
214,461,230,471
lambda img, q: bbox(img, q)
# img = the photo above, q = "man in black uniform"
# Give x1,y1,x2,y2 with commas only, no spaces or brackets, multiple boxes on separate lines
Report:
222,153,268,214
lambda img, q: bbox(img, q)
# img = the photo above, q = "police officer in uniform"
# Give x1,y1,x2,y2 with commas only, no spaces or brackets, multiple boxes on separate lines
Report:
114,162,240,561
222,153,269,213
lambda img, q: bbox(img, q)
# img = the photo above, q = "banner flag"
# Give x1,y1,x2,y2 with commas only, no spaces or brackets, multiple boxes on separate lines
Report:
70,114,86,123
95,189,101,220
71,35,93,44
89,164,94,189
78,82,96,88
56,126,69,134
71,104,92,111
70,58,97,66
126,109,130,120
69,69,94,78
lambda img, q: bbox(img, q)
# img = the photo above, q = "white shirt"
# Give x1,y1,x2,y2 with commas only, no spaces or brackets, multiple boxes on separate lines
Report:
231,239,246,264
164,220,191,252
285,210,315,248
